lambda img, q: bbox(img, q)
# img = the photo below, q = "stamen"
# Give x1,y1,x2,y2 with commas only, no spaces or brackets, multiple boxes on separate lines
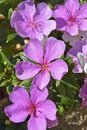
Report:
41,63,48,71
26,103,36,116
69,17,76,23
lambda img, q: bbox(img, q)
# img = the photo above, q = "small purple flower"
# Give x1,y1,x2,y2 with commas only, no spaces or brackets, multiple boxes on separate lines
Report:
15,37,68,90
67,40,87,73
62,31,87,47
62,32,81,47
4,86,58,130
53,0,87,36
79,77,87,107
11,1,56,40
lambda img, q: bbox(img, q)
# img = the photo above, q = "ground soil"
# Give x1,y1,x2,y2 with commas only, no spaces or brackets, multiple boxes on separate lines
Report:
51,105,87,130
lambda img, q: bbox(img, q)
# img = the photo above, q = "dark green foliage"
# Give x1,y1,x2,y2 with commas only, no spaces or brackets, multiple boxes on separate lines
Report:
0,0,86,130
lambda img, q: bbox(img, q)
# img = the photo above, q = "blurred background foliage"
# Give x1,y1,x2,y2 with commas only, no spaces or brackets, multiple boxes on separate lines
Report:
0,0,87,130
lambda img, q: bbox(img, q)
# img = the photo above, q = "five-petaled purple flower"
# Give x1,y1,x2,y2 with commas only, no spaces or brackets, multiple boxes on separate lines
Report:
53,0,87,36
4,86,58,130
15,37,68,90
11,1,56,40
67,40,87,73
79,76,87,107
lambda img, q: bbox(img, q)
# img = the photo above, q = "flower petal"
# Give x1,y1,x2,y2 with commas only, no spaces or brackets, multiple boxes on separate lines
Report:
67,40,87,57
82,98,87,106
82,44,87,55
28,116,46,130
76,3,87,18
65,0,79,15
53,5,68,19
55,18,67,31
24,2,36,20
24,39,44,63
14,21,28,38
32,70,50,90
79,86,87,98
44,37,66,63
62,32,80,47
15,61,41,80
27,29,44,41
35,2,53,21
80,31,87,40
30,87,48,104
37,99,57,120
18,0,34,11
47,118,59,128
43,20,56,36
66,24,78,36
72,64,83,73
11,11,24,28
9,86,30,105
79,19,87,31
49,60,68,80
11,1,35,35
4,104,29,123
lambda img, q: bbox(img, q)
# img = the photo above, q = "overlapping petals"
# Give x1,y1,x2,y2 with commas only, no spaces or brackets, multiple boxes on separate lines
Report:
67,40,87,73
44,37,66,63
5,86,58,130
16,37,68,89
65,0,79,14
53,0,87,36
32,71,50,90
30,85,48,104
47,118,58,128
11,1,56,40
37,99,57,120
24,39,43,63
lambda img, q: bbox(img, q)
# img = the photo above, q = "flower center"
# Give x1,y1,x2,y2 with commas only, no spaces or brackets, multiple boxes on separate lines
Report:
29,20,44,33
30,21,37,29
30,104,36,116
41,63,48,71
69,17,76,23
26,103,36,116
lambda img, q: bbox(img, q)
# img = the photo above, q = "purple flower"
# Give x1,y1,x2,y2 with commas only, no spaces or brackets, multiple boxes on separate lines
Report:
67,40,87,73
53,0,87,36
4,86,58,130
11,1,56,40
62,31,87,47
15,37,68,90
79,76,87,107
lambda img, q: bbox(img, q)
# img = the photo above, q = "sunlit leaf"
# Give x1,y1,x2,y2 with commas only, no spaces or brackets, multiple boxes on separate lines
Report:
0,0,6,4
6,33,17,43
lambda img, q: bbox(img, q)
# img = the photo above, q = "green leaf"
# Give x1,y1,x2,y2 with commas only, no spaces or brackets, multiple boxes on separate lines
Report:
0,80,8,87
6,33,17,43
0,0,6,4
0,51,13,67
8,8,13,20
20,79,32,90
62,73,80,91
0,72,5,80
56,80,60,87
61,80,78,91
6,84,13,94
20,52,30,61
